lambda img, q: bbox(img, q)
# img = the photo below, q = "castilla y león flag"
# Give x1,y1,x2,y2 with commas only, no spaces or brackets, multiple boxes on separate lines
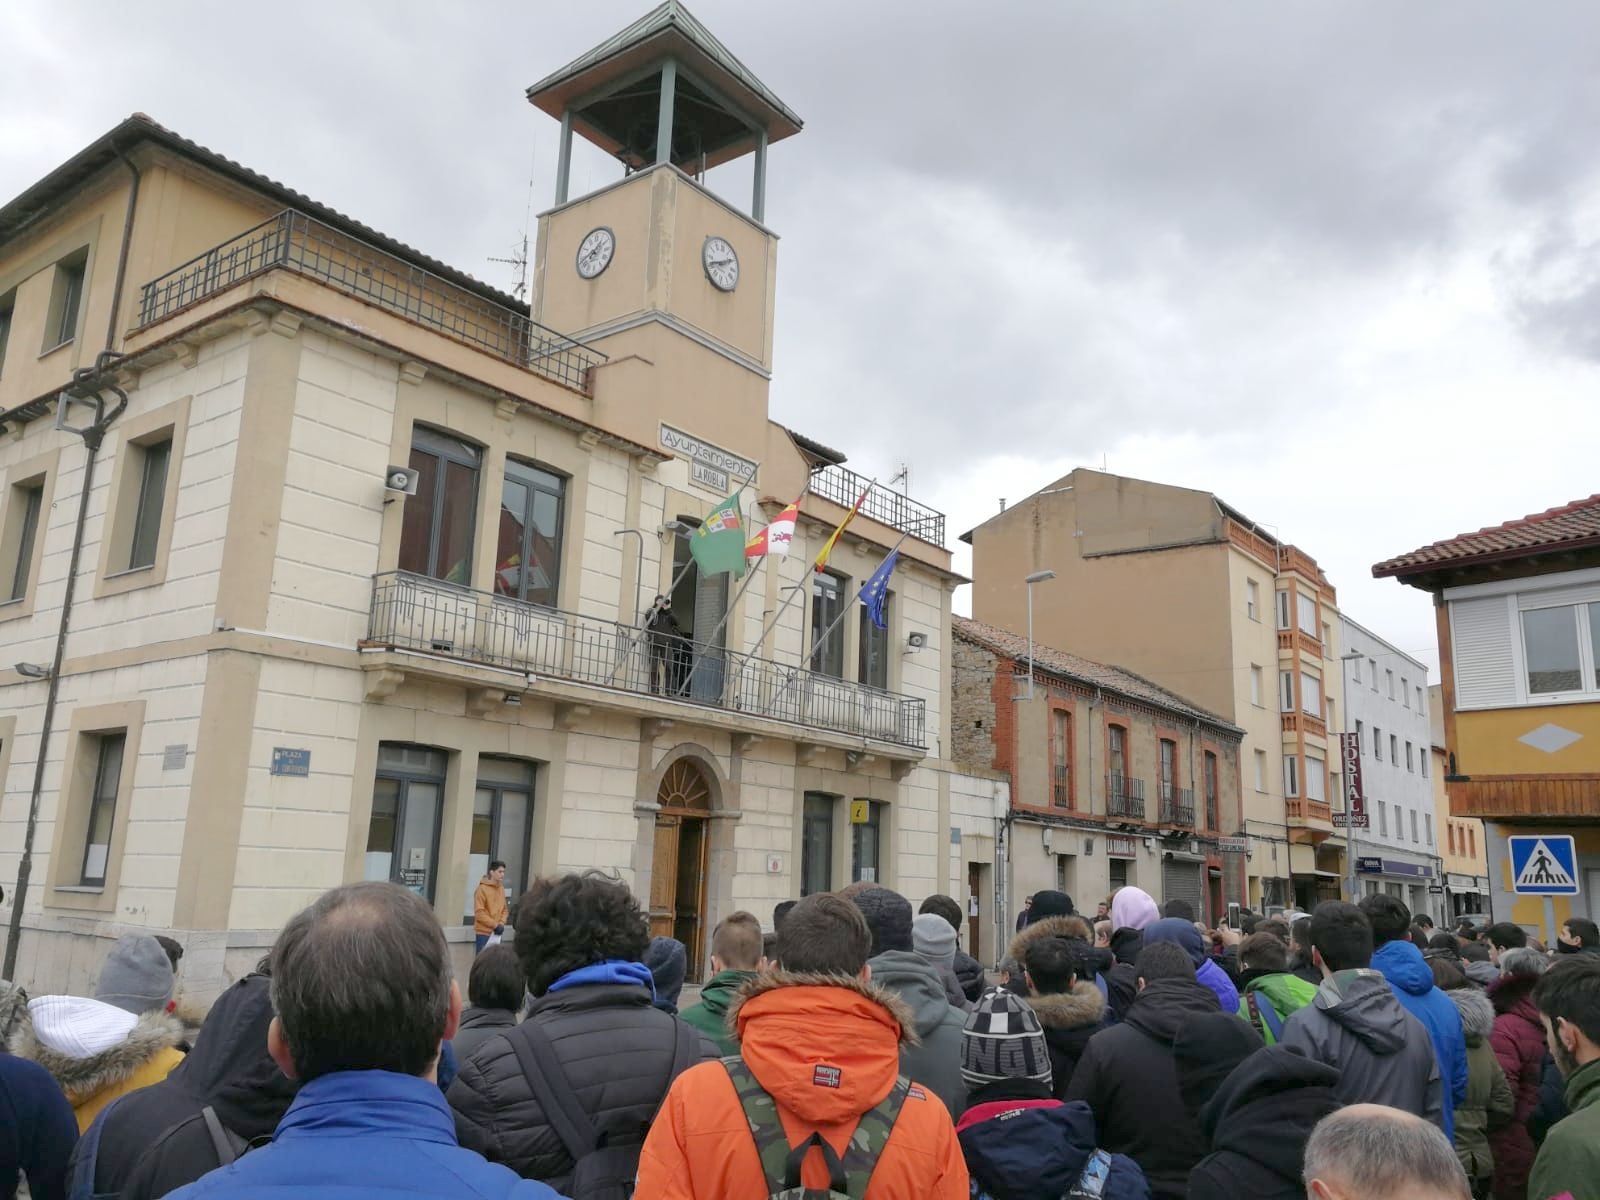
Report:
746,495,803,559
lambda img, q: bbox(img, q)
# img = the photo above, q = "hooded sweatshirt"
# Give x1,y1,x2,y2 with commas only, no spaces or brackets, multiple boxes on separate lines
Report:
866,950,967,1116
1186,1046,1341,1200
1063,977,1220,1199
635,970,969,1200
679,967,757,1055
1278,968,1444,1128
1235,967,1318,1045
10,996,185,1133
83,974,297,1200
957,1082,1149,1200
1372,938,1469,1139
1109,887,1159,935
1446,986,1513,1181
1143,920,1239,1014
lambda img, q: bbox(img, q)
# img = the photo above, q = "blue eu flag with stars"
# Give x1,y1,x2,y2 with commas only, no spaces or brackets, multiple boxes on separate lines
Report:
860,549,900,631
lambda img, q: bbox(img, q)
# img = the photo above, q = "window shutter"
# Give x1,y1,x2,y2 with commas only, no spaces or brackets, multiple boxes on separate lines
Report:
1451,596,1517,709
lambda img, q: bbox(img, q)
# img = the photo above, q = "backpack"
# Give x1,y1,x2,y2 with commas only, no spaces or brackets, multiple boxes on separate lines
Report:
1244,991,1284,1043
721,1055,910,1199
507,1014,699,1200
68,1099,250,1200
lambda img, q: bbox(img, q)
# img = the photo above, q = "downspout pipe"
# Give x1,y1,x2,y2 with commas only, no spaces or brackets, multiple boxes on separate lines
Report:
3,150,139,979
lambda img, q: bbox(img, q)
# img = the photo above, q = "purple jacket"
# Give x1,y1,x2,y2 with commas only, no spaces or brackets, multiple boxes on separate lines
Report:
1143,920,1240,1013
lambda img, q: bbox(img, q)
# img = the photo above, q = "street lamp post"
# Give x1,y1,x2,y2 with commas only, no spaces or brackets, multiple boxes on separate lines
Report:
1023,570,1056,701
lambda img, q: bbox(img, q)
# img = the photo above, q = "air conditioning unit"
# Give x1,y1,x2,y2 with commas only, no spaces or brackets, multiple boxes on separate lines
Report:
385,465,421,496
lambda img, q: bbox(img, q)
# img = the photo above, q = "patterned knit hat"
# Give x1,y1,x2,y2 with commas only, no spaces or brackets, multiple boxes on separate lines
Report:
961,987,1052,1092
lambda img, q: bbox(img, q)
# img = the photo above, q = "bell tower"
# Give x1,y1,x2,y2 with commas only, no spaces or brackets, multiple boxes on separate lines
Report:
527,1,802,442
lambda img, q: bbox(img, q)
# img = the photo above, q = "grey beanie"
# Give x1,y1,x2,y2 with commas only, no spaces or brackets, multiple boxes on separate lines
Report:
913,912,957,969
95,934,174,1015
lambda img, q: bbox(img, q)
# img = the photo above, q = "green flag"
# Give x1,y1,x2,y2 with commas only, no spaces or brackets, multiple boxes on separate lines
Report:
690,490,748,578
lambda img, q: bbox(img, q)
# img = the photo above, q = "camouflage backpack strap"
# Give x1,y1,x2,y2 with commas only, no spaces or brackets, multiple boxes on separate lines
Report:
721,1055,794,1196
833,1075,913,1199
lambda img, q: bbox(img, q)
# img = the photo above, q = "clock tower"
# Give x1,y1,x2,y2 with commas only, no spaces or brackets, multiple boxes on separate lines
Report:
526,3,802,457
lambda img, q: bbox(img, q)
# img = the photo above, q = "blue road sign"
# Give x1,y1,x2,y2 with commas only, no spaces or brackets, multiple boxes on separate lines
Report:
1509,835,1579,896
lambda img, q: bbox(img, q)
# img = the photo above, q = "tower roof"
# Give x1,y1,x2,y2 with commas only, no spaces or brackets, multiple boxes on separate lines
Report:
527,1,802,172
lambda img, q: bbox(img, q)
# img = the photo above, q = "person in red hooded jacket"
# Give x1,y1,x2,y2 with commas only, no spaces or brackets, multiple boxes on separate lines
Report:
635,892,967,1200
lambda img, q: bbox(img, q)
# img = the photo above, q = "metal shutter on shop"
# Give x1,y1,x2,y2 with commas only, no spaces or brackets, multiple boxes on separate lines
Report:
1161,857,1204,920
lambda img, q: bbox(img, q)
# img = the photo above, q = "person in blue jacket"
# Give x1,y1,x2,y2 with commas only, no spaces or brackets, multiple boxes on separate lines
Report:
0,1004,78,1200
1142,919,1239,1014
165,882,560,1200
1361,894,1468,1140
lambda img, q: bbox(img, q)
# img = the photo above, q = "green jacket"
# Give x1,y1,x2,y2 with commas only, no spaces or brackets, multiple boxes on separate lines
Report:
679,968,757,1055
1236,971,1319,1045
1448,988,1514,1179
1530,1057,1600,1200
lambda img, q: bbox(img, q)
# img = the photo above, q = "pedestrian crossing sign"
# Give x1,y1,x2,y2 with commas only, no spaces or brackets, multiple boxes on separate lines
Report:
1509,835,1579,896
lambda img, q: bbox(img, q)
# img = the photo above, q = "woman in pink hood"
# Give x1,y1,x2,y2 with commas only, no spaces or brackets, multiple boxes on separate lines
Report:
1109,886,1159,935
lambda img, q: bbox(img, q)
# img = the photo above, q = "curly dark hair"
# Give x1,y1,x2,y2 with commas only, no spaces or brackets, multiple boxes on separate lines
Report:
514,871,649,997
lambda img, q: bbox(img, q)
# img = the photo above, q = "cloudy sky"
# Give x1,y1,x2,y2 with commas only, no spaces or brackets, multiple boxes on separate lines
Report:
6,2,1599,675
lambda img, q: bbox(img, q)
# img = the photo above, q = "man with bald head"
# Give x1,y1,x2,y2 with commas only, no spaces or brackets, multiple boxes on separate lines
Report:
1303,1104,1470,1200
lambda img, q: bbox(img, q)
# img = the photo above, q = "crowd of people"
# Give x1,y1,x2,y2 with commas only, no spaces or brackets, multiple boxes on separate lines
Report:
1,877,1598,1200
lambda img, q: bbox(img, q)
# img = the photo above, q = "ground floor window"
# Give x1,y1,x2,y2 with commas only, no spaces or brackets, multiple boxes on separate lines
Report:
464,756,536,922
1108,856,1130,892
801,793,835,896
367,743,446,901
851,800,883,885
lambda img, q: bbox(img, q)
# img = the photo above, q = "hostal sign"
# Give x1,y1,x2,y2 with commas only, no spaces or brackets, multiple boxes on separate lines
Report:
659,424,757,494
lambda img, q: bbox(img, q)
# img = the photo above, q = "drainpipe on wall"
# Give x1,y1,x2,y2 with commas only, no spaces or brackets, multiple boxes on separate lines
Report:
2,141,140,980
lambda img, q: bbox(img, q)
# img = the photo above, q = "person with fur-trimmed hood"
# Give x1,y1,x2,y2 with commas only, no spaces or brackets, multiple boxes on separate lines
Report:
10,935,186,1132
636,892,969,1200
1436,967,1513,1197
1008,915,1107,1097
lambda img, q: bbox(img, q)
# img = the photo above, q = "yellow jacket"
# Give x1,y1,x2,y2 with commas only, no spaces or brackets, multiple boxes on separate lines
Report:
10,1005,187,1133
474,876,508,935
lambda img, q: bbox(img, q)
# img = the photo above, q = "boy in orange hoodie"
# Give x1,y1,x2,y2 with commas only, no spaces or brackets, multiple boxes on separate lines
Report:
635,892,968,1199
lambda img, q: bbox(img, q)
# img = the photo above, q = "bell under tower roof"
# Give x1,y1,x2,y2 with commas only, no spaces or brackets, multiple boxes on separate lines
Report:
527,2,801,218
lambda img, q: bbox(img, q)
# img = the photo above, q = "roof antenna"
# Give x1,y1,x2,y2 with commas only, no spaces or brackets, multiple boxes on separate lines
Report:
489,144,538,303
888,462,909,493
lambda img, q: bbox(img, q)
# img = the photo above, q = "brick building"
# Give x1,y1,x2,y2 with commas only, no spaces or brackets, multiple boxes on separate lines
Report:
953,616,1245,926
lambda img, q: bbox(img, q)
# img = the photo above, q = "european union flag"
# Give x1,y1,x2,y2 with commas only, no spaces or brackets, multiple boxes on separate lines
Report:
860,549,900,631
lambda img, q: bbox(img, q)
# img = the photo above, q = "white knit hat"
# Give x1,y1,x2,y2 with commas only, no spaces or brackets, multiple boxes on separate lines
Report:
27,994,137,1059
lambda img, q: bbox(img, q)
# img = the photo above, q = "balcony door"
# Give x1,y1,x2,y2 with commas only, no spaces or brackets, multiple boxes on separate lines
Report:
671,520,727,701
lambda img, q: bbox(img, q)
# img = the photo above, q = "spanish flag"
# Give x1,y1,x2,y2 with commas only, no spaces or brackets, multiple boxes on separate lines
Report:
814,482,872,574
746,494,803,559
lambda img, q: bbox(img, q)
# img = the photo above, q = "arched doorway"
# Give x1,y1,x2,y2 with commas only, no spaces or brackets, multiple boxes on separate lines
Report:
650,758,712,980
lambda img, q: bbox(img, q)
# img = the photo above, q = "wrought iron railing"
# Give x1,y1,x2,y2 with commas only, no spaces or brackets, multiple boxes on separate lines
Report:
1205,787,1219,832
137,211,606,394
810,463,946,547
1159,784,1195,827
1051,764,1071,808
1107,772,1146,820
365,572,927,748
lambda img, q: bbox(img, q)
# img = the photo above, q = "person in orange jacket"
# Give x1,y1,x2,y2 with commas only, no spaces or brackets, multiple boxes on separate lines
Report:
473,862,508,954
635,891,969,1200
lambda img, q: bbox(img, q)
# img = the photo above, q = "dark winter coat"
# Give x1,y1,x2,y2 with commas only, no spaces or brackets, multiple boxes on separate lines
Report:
1489,972,1546,1200
1448,987,1514,1182
1024,982,1107,1099
1063,977,1220,1200
1278,969,1444,1128
1528,1057,1600,1200
0,1052,77,1200
957,1082,1149,1200
82,975,296,1200
451,1007,518,1066
1186,1046,1341,1200
447,981,718,1192
867,950,968,1117
953,952,986,1005
1372,938,1469,1140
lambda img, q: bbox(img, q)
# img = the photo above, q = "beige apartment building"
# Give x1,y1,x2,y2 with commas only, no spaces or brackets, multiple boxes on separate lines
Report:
0,6,962,999
952,616,1245,928
965,469,1348,913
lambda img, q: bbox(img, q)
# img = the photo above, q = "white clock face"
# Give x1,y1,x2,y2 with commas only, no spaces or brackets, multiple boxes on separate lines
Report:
576,227,615,279
703,236,739,292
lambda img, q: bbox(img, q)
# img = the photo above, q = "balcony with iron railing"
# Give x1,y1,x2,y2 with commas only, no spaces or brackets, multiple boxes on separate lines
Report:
1159,784,1195,827
1051,764,1071,809
809,462,945,548
136,210,607,394
1106,772,1146,820
364,572,927,749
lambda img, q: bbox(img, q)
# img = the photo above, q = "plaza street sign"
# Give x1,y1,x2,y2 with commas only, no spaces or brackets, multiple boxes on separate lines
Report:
1510,835,1579,896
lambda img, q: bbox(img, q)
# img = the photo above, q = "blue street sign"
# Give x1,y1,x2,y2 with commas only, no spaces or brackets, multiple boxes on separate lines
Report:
1509,835,1579,896
271,747,312,777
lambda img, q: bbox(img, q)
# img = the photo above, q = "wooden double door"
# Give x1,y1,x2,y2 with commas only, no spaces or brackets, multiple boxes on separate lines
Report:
649,759,712,981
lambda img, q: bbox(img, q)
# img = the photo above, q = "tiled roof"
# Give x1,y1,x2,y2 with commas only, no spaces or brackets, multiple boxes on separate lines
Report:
0,114,524,310
1373,494,1600,579
952,616,1242,734
783,426,847,466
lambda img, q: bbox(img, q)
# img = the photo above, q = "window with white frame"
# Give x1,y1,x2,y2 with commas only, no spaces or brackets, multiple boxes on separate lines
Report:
1298,593,1318,637
1378,800,1388,837
1386,670,1395,699
1254,749,1267,792
1390,734,1398,764
1416,686,1424,712
1521,602,1600,696
1276,591,1291,630
1280,671,1295,713
1251,665,1264,707
1323,623,1332,658
1283,754,1299,798
1301,672,1322,717
1405,741,1414,772
1373,725,1382,758
1352,655,1362,684
1421,752,1428,778
1305,752,1326,803
1247,579,1261,622
1369,659,1377,690
1425,813,1434,847
1410,810,1419,843
1402,678,1410,706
